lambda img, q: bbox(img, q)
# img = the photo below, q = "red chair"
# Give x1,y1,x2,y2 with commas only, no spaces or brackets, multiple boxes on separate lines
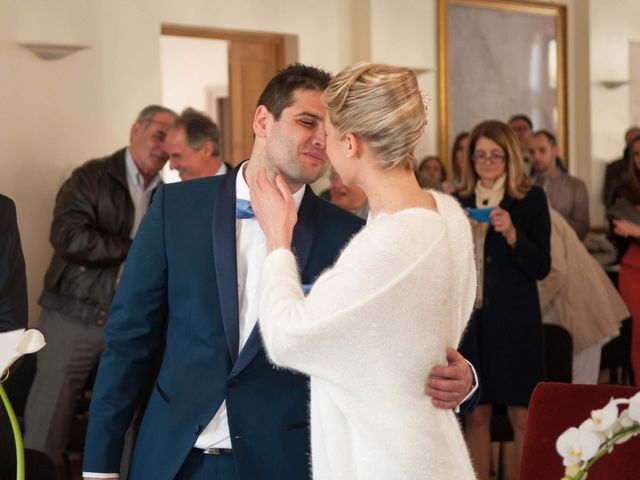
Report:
519,382,640,479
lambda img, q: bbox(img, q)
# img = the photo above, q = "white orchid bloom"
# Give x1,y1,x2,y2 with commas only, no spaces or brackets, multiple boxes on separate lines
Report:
613,410,636,445
557,395,640,478
628,392,640,422
618,409,634,428
556,421,601,467
590,398,619,433
556,427,582,467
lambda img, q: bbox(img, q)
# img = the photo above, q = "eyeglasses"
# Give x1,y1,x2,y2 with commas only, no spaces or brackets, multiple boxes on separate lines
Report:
472,152,506,165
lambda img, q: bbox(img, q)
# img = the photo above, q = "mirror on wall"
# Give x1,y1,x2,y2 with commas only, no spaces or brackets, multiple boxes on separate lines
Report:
438,0,567,165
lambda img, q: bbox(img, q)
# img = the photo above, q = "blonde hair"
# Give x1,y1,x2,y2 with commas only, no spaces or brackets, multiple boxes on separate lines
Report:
458,120,532,199
321,63,427,171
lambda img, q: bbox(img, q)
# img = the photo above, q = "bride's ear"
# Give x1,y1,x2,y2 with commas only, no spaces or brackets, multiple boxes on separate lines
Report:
344,133,362,159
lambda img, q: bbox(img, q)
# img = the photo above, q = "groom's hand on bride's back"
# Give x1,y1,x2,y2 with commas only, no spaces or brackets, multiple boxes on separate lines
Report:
425,347,477,410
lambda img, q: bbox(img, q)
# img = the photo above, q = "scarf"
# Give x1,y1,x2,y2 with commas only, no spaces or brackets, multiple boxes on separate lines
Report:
473,174,506,308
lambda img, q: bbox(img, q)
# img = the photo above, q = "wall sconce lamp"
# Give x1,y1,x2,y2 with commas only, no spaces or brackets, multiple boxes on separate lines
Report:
600,79,629,89
18,43,89,61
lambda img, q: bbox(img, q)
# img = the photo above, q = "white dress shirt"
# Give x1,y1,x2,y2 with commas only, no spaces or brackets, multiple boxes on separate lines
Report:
193,165,305,449
125,149,161,238
115,150,162,286
215,161,228,176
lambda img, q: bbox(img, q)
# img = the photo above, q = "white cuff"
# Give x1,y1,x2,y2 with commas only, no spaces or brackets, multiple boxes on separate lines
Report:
454,359,479,413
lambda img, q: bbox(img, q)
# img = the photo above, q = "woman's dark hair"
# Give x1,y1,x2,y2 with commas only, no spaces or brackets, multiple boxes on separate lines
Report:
451,131,469,180
418,155,447,182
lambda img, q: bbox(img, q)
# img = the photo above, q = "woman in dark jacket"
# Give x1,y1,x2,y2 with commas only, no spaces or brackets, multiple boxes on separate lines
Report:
456,120,551,480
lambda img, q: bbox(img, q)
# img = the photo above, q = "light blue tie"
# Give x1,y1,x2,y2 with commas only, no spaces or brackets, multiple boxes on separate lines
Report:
236,199,255,219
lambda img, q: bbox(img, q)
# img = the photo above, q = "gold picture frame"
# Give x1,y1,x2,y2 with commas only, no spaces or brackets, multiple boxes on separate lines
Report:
438,0,567,165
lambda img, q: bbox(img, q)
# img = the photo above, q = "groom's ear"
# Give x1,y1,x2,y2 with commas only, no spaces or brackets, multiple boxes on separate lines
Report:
253,105,272,138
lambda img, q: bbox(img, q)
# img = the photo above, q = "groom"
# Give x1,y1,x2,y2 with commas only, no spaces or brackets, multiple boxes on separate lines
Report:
83,64,477,480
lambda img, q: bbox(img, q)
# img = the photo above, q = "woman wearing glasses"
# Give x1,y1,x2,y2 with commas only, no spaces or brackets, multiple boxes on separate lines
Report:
456,120,551,480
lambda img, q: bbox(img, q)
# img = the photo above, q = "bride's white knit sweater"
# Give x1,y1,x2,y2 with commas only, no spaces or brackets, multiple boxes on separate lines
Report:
259,190,477,479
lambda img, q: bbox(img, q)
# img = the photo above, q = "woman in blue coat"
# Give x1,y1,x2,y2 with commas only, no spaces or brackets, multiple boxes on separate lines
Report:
456,120,551,480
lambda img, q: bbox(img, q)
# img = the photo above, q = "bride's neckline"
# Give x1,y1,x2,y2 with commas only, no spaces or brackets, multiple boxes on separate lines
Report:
368,190,441,222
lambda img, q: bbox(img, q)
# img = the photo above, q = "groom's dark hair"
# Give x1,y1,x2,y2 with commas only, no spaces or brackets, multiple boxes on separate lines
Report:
257,63,332,121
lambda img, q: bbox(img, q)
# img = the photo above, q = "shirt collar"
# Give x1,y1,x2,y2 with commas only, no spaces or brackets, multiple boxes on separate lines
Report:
235,163,305,210
534,166,562,185
216,161,228,176
548,166,563,180
125,148,161,193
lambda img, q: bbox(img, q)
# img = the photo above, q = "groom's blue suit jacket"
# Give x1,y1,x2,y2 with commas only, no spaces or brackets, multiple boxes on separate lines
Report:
83,166,364,480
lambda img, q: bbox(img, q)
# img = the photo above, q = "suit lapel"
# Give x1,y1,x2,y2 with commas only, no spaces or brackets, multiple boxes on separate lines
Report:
213,165,241,363
290,186,317,272
230,186,318,376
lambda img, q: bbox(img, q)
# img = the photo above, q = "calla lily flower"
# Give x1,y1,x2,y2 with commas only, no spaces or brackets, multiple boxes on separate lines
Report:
1,328,46,480
1,329,46,376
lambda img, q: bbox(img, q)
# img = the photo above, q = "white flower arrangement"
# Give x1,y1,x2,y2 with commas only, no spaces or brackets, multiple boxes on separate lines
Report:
556,392,640,479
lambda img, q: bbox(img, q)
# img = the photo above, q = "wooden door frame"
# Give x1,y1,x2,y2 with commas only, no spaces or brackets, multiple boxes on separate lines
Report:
161,24,287,65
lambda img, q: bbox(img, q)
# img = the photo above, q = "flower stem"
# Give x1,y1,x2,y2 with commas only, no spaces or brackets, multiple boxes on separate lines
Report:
0,383,25,480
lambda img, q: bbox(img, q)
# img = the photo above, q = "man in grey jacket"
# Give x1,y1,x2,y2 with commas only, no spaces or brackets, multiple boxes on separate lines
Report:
23,105,176,464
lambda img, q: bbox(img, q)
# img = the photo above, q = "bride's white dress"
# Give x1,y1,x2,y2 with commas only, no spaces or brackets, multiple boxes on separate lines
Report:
259,191,477,479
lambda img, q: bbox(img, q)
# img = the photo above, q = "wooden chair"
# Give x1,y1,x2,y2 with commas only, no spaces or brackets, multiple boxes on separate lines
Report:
601,316,634,385
519,382,640,479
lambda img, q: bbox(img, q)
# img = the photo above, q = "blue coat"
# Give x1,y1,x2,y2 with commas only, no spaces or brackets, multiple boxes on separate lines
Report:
83,167,364,480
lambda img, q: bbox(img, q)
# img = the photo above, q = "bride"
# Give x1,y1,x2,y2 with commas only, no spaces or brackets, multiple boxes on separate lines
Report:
250,63,477,479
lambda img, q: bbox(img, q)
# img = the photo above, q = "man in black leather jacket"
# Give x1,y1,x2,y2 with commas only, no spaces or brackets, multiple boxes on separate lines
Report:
23,105,176,465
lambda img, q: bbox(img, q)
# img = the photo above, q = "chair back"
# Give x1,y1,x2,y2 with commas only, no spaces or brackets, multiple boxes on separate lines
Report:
543,324,572,383
601,316,633,384
519,382,640,479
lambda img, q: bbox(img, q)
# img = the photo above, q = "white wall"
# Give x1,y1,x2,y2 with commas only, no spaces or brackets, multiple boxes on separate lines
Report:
589,0,640,222
160,36,229,115
631,41,640,127
370,0,439,160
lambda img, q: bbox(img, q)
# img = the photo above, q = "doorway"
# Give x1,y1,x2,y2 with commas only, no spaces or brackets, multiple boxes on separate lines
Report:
160,34,230,183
